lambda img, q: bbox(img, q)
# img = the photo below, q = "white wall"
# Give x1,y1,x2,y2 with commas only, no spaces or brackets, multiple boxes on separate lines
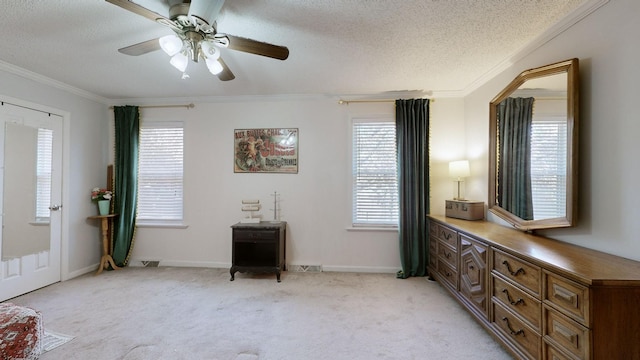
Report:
129,97,402,273
459,0,640,261
0,69,110,278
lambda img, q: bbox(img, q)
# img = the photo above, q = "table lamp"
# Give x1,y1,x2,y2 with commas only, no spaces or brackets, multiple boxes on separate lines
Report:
449,160,470,200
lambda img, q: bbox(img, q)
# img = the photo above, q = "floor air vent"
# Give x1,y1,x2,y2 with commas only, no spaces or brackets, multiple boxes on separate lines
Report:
289,265,322,272
140,260,160,267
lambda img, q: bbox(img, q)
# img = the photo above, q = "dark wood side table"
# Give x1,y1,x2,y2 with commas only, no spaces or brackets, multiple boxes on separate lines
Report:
230,221,287,282
87,214,121,275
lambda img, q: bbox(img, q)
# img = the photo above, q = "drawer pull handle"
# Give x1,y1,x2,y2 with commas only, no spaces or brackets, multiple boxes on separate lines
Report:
554,322,578,343
445,252,451,259
502,260,525,276
502,317,524,337
440,231,452,240
553,284,577,304
502,289,524,306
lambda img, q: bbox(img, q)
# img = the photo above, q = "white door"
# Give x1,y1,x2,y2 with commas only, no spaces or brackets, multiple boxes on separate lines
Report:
0,102,62,301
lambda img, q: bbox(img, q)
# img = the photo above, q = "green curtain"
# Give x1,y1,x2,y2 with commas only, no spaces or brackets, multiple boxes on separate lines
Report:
497,97,534,220
396,99,430,279
112,105,139,267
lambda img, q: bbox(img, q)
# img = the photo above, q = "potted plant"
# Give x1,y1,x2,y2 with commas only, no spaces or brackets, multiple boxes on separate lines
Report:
91,187,113,215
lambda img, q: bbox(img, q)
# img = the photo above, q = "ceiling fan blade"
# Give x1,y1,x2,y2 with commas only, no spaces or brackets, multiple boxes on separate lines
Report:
224,35,289,60
188,0,225,24
216,57,235,81
105,0,171,22
117,38,161,56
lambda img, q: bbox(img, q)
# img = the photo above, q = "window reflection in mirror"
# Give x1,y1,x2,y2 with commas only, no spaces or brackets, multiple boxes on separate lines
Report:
489,59,578,231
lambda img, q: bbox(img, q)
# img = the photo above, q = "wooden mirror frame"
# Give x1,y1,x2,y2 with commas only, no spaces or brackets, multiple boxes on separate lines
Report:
488,58,579,231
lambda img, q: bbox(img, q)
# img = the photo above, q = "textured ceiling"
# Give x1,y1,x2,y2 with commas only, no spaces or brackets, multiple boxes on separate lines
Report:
0,0,590,102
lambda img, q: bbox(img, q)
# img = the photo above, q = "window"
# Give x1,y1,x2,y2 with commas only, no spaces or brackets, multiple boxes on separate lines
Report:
530,115,567,219
137,120,184,225
352,119,398,227
35,128,53,221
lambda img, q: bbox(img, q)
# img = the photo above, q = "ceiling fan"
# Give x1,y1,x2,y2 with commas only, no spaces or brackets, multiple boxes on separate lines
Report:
106,0,289,81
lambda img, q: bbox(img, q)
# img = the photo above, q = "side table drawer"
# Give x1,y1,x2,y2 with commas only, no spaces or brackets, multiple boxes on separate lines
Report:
233,229,278,242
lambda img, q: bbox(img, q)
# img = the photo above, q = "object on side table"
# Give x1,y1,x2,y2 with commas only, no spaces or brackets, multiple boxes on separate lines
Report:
240,199,262,223
445,200,484,220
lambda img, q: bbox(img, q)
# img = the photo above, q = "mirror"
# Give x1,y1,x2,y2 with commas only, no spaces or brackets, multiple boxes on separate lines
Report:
488,58,578,231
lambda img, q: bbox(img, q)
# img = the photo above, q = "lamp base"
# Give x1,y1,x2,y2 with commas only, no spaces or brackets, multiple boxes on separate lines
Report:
452,180,466,201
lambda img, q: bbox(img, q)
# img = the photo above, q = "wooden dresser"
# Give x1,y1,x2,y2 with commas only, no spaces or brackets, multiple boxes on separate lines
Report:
428,215,640,360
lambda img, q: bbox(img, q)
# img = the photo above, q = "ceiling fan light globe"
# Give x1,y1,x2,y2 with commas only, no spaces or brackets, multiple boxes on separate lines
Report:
159,35,183,56
200,41,220,60
170,53,189,72
205,58,223,75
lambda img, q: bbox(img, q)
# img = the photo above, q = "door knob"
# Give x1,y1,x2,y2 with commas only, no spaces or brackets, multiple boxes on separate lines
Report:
49,204,62,211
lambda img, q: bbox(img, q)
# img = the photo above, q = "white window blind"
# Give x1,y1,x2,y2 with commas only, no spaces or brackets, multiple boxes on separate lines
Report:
35,128,53,221
352,120,398,227
530,116,567,219
137,120,184,223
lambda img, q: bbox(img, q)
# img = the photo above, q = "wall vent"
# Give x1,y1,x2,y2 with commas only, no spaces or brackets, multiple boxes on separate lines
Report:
288,264,322,272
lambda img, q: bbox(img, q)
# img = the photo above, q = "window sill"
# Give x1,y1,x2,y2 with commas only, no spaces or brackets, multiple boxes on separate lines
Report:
347,226,398,232
136,222,189,229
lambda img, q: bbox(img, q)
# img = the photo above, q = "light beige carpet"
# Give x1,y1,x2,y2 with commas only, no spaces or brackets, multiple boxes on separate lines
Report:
10,267,512,359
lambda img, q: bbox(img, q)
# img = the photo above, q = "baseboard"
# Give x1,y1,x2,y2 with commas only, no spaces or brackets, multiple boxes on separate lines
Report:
121,259,398,274
128,258,230,269
321,265,399,274
63,263,98,281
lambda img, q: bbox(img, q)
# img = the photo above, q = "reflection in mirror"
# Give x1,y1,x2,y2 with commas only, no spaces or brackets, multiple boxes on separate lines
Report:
489,59,578,231
1,122,51,260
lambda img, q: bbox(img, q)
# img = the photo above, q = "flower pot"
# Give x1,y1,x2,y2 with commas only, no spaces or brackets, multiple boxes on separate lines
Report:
98,200,110,215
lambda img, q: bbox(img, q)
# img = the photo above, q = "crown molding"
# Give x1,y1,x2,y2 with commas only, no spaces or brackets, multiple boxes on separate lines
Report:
0,60,109,104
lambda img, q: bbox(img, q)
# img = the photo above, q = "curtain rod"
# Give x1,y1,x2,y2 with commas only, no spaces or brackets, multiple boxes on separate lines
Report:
109,103,195,110
338,98,434,105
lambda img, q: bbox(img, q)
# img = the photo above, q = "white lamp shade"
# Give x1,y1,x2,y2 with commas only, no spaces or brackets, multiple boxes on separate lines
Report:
159,35,183,56
449,160,470,179
200,41,220,60
205,58,223,75
169,53,188,72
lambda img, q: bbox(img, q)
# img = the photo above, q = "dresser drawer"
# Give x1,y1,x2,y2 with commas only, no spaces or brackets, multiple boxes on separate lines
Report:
545,272,589,326
545,343,576,360
493,249,541,297
492,275,541,331
437,241,457,268
437,259,458,290
428,237,438,269
429,221,438,237
436,224,457,248
544,306,590,360
492,301,541,360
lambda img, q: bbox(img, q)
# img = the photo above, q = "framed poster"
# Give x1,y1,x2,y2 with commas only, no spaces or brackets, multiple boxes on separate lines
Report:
234,128,298,173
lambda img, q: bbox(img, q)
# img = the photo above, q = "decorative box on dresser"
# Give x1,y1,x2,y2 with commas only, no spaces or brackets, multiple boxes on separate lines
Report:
427,215,640,360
